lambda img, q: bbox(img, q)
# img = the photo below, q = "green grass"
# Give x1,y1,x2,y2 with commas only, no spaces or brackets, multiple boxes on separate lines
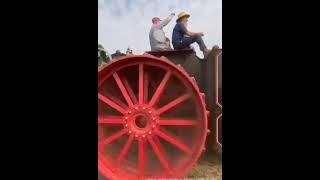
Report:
186,152,222,179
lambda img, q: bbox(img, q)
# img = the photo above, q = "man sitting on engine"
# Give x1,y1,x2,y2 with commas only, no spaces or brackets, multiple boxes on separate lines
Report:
172,12,212,57
149,13,175,51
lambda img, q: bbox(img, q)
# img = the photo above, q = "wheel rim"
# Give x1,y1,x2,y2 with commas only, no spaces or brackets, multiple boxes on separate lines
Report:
98,55,208,179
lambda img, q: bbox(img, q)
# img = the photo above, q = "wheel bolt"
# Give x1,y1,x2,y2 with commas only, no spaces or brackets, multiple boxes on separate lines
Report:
135,107,138,110
135,135,139,138
148,111,152,114
152,117,156,121
125,124,128,127
128,111,132,114
142,135,146,138
129,131,132,134
125,116,128,120
152,125,156,128
148,132,152,135
142,106,146,110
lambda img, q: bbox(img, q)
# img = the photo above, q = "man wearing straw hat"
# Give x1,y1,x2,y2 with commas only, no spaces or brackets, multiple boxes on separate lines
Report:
172,12,211,56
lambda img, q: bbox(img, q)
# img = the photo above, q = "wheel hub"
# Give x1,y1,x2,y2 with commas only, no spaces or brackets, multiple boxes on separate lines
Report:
124,105,159,137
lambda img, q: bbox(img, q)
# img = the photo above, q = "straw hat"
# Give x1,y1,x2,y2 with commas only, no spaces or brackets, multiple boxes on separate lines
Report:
176,12,190,22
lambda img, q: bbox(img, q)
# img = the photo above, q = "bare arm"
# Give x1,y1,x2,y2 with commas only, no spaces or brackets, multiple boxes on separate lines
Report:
180,22,204,37
186,28,204,36
154,13,175,29
186,31,203,36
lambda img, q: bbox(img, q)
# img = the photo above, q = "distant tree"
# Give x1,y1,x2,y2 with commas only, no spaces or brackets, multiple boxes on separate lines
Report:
98,44,110,67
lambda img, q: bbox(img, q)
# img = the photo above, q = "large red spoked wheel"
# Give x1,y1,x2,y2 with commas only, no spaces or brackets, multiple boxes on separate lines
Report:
98,55,208,180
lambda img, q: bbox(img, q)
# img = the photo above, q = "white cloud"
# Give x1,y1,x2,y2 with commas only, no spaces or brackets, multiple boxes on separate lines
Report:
98,0,221,58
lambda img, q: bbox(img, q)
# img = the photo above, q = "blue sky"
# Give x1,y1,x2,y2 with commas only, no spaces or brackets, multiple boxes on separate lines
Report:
98,0,222,58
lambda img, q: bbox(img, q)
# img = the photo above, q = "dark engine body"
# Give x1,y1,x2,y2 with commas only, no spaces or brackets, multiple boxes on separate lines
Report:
146,48,222,152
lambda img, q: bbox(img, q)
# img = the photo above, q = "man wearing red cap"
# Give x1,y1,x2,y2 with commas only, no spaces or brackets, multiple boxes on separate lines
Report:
149,13,175,51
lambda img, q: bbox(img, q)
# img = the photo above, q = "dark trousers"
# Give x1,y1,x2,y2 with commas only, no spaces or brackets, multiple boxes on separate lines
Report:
173,35,207,51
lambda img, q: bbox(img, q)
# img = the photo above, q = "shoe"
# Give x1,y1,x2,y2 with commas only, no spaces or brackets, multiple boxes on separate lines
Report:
212,45,219,49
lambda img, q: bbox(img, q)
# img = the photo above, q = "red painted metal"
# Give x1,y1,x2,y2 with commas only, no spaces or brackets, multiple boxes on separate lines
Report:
98,54,208,179
214,50,222,147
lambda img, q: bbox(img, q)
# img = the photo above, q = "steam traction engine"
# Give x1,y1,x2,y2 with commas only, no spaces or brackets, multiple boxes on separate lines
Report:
98,47,222,180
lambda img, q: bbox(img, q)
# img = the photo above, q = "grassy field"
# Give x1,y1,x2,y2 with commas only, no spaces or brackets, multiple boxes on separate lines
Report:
98,152,222,180
186,154,222,180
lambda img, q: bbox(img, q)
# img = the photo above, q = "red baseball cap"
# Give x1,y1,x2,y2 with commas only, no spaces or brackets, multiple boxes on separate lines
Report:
152,17,161,24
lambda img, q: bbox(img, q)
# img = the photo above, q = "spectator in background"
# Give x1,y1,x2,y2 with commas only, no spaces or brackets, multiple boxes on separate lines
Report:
111,50,126,60
126,47,133,55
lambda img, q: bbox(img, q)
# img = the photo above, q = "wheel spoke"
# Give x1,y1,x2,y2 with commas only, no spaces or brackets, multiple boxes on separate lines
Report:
156,93,191,115
98,116,123,124
138,138,145,177
153,136,167,162
143,139,149,168
113,73,134,107
116,135,134,166
139,64,144,105
98,151,117,172
98,93,127,114
148,71,171,107
122,76,138,104
158,119,198,126
98,129,127,150
107,94,128,110
155,130,192,154
147,136,173,174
